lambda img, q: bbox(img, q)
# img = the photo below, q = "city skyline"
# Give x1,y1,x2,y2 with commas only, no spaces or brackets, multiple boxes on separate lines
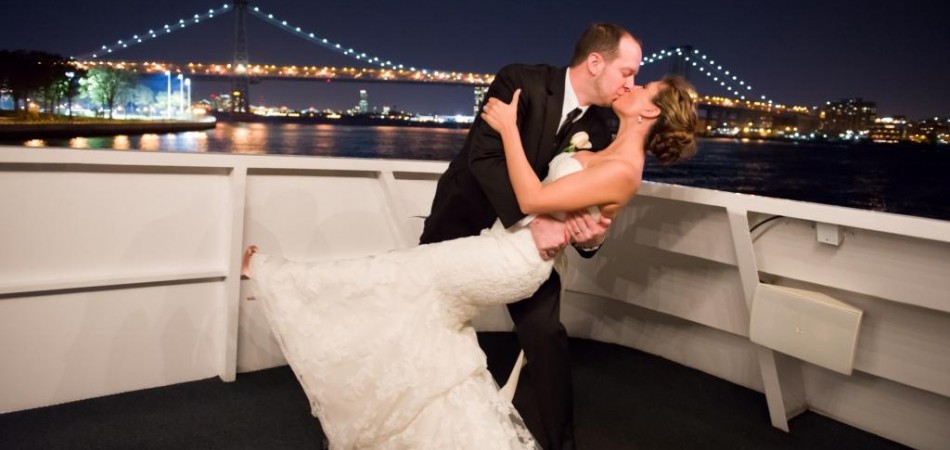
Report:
2,0,949,119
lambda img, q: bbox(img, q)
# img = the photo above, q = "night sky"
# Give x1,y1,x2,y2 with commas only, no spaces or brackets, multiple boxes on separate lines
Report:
2,0,949,119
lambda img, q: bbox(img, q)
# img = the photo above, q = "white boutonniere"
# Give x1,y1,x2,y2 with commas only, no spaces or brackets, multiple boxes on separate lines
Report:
562,131,592,153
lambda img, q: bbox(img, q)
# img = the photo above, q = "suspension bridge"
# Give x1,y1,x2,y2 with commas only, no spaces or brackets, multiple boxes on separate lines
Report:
72,1,779,113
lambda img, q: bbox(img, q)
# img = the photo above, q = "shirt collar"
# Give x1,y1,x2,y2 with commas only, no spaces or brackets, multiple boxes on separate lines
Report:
563,68,590,122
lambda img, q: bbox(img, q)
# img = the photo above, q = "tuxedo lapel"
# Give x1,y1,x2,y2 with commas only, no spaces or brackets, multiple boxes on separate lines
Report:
552,117,578,155
534,67,567,170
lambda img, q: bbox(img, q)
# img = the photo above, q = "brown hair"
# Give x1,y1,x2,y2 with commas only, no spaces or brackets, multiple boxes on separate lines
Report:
570,23,639,67
647,75,698,165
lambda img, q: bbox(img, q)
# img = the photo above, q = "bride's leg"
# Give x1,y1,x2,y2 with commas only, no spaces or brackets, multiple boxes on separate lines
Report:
421,229,553,308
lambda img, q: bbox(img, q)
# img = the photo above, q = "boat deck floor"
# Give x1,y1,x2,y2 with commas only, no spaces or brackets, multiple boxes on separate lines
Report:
0,332,906,449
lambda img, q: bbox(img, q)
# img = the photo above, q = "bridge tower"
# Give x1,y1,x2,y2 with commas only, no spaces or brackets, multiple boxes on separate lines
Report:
231,0,250,113
669,45,693,81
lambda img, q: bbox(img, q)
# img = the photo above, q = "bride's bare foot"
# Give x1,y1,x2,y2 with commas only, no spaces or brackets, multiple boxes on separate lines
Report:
241,245,258,279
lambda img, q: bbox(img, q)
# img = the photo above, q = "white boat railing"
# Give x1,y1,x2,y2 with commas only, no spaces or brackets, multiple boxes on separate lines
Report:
1,146,948,448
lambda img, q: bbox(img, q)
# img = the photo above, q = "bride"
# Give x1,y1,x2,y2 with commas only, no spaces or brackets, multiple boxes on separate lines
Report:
242,75,697,449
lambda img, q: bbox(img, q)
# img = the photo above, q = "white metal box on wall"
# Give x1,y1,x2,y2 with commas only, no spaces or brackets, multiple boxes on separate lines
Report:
750,283,863,375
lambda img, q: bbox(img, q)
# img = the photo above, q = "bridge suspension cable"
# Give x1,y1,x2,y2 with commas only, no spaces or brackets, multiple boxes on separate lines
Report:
75,2,426,74
246,5,423,73
75,3,233,60
641,47,771,103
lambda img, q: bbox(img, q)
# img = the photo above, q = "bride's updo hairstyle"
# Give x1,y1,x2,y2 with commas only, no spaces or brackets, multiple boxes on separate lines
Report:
646,75,698,165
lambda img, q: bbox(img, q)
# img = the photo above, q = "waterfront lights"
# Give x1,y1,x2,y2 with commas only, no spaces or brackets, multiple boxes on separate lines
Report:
184,78,192,117
165,70,172,119
177,73,185,117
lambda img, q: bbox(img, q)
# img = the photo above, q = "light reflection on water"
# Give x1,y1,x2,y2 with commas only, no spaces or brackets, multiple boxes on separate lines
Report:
69,137,89,149
7,123,468,159
3,123,948,221
140,133,160,151
114,135,130,150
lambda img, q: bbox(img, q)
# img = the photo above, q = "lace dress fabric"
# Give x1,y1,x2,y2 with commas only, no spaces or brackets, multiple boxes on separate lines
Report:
250,153,583,449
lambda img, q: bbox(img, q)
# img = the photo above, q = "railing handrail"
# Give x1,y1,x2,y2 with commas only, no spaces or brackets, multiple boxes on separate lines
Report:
3,145,949,244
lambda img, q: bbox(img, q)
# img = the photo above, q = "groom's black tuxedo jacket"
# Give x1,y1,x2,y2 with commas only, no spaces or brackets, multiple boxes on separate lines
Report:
420,64,613,245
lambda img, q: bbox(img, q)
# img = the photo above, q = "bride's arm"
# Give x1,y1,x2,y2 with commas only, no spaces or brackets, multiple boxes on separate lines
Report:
481,89,639,216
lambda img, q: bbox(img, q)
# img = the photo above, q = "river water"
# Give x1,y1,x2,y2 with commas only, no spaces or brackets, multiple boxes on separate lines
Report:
6,122,948,221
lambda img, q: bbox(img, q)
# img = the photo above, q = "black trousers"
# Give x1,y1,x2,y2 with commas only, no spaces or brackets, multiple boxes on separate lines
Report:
507,271,575,450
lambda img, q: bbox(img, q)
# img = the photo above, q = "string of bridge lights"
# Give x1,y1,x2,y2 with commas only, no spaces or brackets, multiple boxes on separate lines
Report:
76,4,233,60
76,3,425,74
642,47,770,103
247,5,424,74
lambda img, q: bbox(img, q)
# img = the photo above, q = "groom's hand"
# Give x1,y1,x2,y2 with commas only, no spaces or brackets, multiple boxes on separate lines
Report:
529,214,570,261
566,212,611,252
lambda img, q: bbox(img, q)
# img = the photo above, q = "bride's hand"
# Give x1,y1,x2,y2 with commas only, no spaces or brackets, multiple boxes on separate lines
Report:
480,88,521,135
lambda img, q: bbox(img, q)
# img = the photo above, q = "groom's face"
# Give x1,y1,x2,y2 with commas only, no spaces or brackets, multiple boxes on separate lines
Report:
591,35,642,107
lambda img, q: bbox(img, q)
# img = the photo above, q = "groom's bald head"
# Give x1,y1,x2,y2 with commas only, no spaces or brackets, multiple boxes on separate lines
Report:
570,23,640,67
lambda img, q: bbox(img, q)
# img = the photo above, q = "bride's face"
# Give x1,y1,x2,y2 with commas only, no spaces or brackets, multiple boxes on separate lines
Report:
612,81,664,120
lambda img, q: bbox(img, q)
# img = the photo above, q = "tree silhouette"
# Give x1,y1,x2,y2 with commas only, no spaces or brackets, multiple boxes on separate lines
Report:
0,50,70,116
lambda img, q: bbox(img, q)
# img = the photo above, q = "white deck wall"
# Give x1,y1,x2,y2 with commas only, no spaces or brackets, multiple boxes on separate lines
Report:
1,146,948,448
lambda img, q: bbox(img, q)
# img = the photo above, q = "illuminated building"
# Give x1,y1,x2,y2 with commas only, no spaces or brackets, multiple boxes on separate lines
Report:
819,98,876,135
697,96,819,138
869,116,908,143
358,90,368,114
908,117,950,145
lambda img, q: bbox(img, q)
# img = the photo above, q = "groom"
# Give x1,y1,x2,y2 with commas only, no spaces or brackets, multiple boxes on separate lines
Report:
420,23,642,450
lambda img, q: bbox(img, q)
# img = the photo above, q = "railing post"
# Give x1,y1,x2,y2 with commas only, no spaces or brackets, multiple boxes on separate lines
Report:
726,206,806,431
221,165,248,382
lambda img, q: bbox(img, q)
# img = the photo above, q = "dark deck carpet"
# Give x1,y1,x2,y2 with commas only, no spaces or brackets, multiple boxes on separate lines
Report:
0,332,906,449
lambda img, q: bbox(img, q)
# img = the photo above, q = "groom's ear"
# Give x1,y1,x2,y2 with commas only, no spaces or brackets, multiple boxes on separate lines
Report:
586,52,604,76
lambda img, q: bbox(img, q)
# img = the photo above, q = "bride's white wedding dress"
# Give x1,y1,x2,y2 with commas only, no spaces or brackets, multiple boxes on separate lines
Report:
248,152,584,450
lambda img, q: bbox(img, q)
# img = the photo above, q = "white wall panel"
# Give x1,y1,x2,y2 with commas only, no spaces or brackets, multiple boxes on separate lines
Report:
0,282,224,413
244,170,403,260
619,197,737,265
0,166,230,293
564,246,749,336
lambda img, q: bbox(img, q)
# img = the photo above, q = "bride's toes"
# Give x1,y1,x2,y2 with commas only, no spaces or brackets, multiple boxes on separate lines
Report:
241,245,258,278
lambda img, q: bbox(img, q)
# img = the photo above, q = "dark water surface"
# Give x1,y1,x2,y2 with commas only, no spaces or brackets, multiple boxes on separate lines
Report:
6,122,948,221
